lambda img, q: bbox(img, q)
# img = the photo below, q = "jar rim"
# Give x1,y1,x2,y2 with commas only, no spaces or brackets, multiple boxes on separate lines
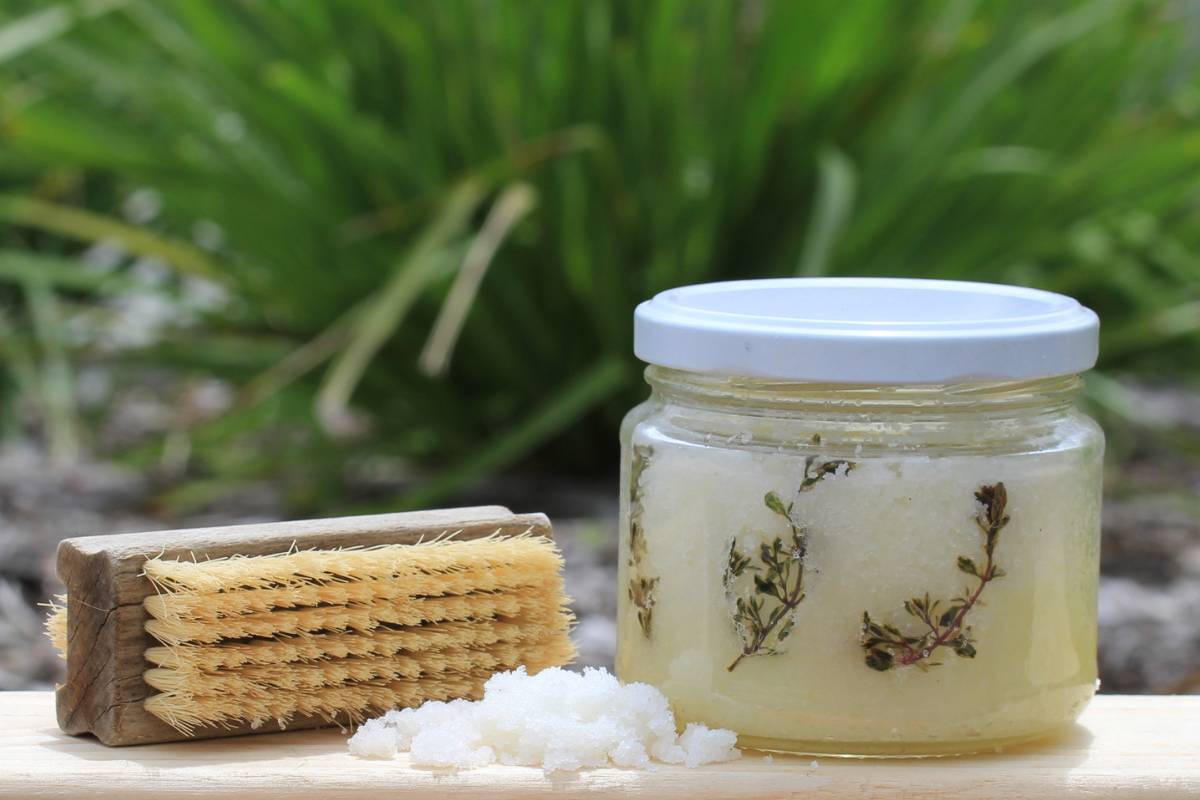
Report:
634,278,1098,384
645,366,1083,417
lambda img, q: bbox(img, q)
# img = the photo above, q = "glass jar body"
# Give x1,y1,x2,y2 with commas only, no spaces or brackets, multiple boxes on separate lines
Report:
616,368,1104,756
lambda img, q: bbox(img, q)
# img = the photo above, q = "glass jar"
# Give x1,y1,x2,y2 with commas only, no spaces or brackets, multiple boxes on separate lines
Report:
616,278,1103,757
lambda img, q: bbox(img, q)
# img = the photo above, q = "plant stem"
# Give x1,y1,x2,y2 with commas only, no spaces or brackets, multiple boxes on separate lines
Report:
897,546,993,666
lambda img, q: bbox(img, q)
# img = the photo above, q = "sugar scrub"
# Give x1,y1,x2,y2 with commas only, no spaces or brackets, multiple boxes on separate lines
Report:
619,430,1101,754
348,666,740,770
619,278,1104,755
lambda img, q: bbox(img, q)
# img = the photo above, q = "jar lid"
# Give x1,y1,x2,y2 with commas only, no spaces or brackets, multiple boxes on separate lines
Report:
633,278,1099,383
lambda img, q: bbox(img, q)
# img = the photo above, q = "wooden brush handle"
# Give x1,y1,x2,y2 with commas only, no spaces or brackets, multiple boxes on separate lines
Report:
55,507,551,746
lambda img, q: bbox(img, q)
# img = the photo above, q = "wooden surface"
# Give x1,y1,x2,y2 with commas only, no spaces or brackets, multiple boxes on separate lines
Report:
2,693,1197,798
54,507,550,746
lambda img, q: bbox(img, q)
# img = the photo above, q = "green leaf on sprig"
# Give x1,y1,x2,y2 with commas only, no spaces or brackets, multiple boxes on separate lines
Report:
764,490,790,516
939,605,962,628
627,575,659,638
865,648,894,671
953,636,977,658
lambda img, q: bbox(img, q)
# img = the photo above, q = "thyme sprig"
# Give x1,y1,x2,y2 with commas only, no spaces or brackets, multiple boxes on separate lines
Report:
724,491,809,672
800,434,856,490
860,482,1010,671
626,444,658,637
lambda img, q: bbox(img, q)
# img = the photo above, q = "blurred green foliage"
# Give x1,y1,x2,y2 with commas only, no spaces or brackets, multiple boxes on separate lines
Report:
0,0,1197,511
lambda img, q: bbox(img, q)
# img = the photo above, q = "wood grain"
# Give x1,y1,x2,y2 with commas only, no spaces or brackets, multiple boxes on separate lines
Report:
1,694,1197,798
54,507,551,747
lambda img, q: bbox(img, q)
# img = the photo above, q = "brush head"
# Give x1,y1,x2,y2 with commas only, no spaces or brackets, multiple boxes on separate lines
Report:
51,507,573,746
138,535,574,735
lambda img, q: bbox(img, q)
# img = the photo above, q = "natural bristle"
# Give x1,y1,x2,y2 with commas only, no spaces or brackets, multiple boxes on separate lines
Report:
142,617,561,671
143,585,563,645
137,534,575,734
141,559,552,621
141,535,562,594
44,595,68,660
144,671,490,735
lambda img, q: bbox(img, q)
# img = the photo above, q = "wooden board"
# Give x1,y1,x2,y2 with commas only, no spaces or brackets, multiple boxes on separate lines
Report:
2,693,1196,798
54,507,551,746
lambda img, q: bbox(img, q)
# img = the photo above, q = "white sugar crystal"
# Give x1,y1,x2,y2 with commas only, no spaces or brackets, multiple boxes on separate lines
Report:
347,666,740,771
678,723,739,768
346,716,397,759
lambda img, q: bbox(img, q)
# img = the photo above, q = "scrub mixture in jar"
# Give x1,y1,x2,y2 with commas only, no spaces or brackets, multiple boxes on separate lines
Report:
616,278,1103,756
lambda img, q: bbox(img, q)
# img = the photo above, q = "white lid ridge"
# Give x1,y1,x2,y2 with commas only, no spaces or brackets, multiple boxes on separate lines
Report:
633,278,1099,384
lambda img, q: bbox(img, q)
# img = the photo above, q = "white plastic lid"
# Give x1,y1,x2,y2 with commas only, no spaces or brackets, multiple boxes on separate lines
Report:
633,278,1099,384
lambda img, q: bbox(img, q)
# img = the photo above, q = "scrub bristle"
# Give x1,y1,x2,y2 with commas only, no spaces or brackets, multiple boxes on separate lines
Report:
139,534,575,734
44,595,68,660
